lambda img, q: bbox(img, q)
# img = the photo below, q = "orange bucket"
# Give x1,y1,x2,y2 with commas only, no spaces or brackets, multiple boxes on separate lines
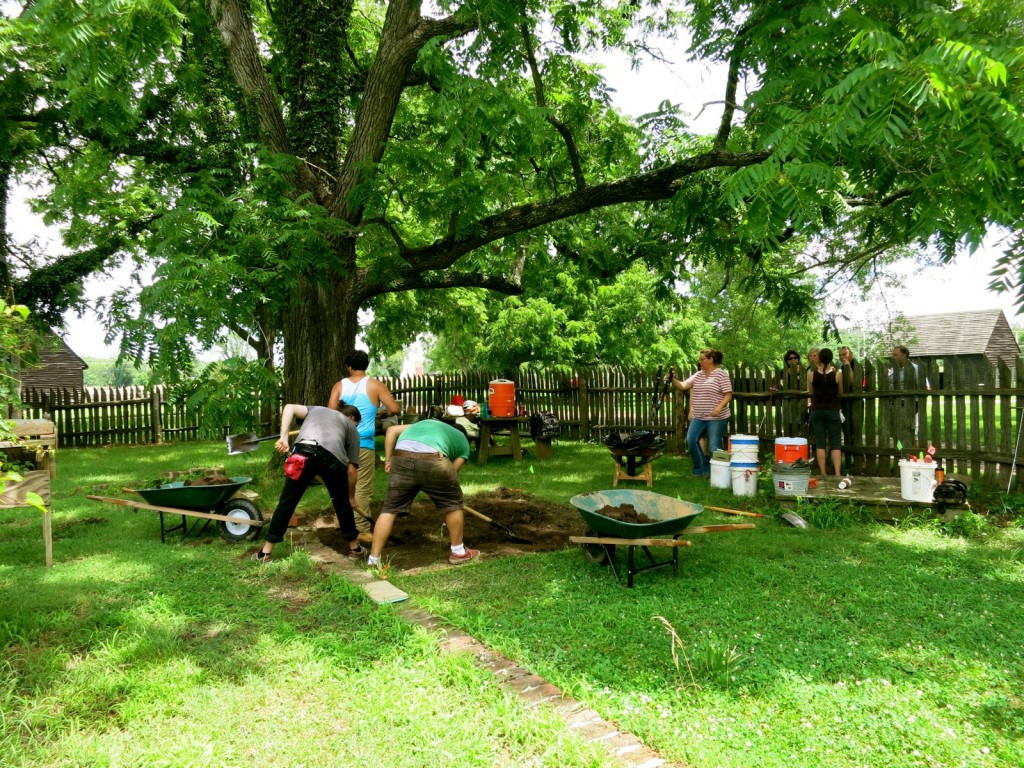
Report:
488,379,516,417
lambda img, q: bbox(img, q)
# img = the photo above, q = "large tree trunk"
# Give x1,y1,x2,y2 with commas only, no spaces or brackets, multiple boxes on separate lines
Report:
282,270,360,406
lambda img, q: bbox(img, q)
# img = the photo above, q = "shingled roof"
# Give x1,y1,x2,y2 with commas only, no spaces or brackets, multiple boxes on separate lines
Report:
903,309,1020,359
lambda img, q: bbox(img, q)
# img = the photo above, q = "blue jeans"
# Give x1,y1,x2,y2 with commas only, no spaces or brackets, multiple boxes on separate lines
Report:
687,418,727,476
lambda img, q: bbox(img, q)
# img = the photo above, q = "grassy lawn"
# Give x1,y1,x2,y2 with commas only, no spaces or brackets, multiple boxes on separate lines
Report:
3,439,1024,767
0,442,612,767
412,443,1024,768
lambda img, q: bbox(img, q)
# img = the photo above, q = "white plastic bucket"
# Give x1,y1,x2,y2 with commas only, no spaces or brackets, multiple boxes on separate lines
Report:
899,460,937,502
773,462,811,497
731,462,758,497
710,458,731,489
729,434,759,464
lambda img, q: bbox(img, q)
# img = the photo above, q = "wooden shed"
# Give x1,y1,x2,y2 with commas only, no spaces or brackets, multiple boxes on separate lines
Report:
902,309,1021,373
18,330,88,391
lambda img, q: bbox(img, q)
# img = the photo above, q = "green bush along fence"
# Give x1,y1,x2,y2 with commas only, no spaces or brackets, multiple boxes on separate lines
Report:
16,355,1024,486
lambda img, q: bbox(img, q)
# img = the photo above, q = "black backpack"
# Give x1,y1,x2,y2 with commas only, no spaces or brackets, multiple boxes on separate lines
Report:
529,411,560,439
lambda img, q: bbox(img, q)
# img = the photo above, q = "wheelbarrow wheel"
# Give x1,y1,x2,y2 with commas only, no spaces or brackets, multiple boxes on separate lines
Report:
582,529,615,566
219,498,262,542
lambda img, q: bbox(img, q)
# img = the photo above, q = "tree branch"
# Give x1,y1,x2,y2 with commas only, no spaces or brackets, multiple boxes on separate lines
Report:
520,22,585,191
844,189,914,208
397,149,772,272
365,267,525,300
329,4,477,223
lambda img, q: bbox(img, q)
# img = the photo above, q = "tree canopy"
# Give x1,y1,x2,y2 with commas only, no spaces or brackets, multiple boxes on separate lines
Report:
1,0,1022,400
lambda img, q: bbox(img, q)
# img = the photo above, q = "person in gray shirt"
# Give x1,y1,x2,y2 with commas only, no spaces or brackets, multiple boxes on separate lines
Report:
252,403,363,563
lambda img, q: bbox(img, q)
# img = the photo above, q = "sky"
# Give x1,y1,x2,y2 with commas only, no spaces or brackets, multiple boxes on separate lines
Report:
8,28,1021,359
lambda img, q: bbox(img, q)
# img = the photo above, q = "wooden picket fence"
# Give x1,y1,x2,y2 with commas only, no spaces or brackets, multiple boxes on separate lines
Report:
14,355,1024,487
17,385,199,447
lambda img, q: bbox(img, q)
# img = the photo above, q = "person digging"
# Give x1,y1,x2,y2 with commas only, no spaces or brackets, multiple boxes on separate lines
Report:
252,403,364,564
368,420,479,567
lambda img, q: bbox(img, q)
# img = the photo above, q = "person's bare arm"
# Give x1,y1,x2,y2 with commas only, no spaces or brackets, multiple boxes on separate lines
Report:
370,379,400,415
451,457,466,473
672,375,694,391
275,404,309,452
383,424,411,472
347,464,359,506
327,382,342,410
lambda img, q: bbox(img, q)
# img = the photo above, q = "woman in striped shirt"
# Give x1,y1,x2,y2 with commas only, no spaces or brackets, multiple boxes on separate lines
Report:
670,349,733,477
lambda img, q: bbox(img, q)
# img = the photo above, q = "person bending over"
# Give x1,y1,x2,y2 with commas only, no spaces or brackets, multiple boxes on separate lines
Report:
368,420,479,567
252,403,363,564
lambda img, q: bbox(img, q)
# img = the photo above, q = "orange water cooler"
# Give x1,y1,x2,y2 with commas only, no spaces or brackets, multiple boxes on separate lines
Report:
488,379,516,417
774,437,809,463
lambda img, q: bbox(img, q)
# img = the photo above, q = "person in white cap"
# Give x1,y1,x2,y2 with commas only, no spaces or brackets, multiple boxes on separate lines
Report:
446,395,481,442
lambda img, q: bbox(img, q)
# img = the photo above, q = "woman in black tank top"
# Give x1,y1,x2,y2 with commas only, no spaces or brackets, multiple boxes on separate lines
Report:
807,348,844,478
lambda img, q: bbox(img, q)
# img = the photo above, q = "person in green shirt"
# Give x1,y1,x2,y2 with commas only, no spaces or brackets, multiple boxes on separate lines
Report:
367,419,479,566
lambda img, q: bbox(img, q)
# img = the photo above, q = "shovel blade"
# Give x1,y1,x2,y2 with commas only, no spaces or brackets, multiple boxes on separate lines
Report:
781,512,809,528
226,432,260,455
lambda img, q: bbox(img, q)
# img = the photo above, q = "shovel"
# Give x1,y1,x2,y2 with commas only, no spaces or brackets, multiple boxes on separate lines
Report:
703,504,808,529
463,504,533,544
652,366,675,414
226,430,298,455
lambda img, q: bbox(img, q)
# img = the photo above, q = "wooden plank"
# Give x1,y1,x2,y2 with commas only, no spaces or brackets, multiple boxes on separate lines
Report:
86,495,265,526
0,470,53,568
10,419,56,439
0,470,52,507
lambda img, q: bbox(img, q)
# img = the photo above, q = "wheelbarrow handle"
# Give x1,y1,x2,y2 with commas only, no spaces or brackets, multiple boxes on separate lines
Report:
570,536,692,547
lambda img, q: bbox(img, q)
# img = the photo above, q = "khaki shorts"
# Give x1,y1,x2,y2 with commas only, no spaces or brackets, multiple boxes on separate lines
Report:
380,452,464,516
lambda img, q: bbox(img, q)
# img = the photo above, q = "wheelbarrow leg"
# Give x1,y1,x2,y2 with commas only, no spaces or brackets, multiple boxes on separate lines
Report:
606,545,621,585
158,511,187,543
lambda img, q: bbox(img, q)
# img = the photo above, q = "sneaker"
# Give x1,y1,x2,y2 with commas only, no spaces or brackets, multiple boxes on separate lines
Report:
347,545,367,560
448,548,479,565
251,550,272,564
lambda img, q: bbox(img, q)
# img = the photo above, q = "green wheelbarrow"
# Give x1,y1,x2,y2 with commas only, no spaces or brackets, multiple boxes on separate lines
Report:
569,489,754,587
88,476,263,544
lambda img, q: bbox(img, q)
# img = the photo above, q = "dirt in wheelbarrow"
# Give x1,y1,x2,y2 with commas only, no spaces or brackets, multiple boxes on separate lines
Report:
317,486,585,572
185,475,236,486
595,503,655,524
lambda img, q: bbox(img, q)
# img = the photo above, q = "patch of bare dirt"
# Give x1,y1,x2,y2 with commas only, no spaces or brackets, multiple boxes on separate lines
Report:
318,486,586,571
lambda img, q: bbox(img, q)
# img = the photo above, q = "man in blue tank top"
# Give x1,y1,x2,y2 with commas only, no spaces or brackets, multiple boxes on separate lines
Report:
327,350,400,541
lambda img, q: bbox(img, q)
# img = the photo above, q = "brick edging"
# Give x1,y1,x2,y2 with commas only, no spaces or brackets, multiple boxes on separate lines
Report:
298,541,680,768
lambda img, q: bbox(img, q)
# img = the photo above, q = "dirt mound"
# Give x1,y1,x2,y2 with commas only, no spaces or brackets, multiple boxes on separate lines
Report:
318,487,585,571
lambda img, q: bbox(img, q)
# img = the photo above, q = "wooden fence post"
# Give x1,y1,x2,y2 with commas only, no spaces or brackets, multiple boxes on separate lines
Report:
579,373,591,442
151,388,163,445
